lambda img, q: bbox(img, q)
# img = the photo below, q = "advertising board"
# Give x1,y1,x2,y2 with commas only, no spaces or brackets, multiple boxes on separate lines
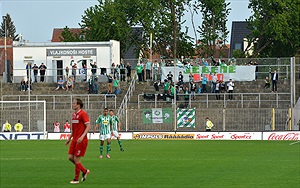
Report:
0,132,46,140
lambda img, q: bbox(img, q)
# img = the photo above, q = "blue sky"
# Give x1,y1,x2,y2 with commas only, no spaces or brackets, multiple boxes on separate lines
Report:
1,0,251,42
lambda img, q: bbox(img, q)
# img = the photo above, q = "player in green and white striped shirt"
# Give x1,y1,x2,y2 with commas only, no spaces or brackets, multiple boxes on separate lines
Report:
109,110,124,152
93,108,112,159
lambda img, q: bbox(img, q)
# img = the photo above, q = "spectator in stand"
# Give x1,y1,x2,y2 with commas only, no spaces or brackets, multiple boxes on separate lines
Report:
32,63,39,82
55,77,65,91
115,64,120,79
135,63,143,82
126,62,132,82
201,58,209,66
20,78,27,91
220,81,226,93
14,120,23,132
83,64,88,81
26,62,32,79
66,77,74,91
72,63,77,82
215,80,221,100
271,69,278,92
153,80,161,92
170,84,176,100
111,63,116,78
113,77,120,95
2,120,11,132
178,71,184,87
107,74,113,93
163,79,170,94
227,79,234,100
212,72,217,93
211,57,220,66
189,72,194,83
264,76,270,89
93,77,98,94
167,71,173,83
153,60,160,81
39,63,47,82
183,86,190,107
120,61,126,82
53,121,60,132
90,61,98,79
64,120,71,132
137,61,144,81
190,81,197,100
145,59,152,81
65,66,69,79
88,76,94,94
26,78,32,91
201,75,208,93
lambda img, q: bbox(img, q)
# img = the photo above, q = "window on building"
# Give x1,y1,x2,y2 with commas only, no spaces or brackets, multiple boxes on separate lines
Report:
234,43,242,50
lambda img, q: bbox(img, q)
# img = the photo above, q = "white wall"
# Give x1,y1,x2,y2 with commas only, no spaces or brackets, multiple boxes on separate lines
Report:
12,41,120,83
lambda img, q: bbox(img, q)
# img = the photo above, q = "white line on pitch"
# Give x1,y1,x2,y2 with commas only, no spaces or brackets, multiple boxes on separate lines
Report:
289,141,300,145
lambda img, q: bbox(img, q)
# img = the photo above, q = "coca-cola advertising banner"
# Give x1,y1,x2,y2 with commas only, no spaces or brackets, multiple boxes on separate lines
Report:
195,132,262,140
263,132,300,140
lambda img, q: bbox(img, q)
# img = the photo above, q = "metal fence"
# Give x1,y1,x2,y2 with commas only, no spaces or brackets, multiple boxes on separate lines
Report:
1,94,117,110
124,108,290,132
138,93,291,109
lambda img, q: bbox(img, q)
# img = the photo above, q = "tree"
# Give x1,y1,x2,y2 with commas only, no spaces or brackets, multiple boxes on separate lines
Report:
80,0,134,57
247,0,300,57
61,0,195,59
197,0,231,58
60,26,84,42
0,13,19,41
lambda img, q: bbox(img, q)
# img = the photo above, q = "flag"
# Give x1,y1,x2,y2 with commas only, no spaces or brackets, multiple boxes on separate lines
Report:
177,108,195,128
142,108,172,124
70,60,74,66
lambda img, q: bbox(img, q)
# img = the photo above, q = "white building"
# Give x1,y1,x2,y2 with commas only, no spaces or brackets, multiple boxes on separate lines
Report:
12,40,120,83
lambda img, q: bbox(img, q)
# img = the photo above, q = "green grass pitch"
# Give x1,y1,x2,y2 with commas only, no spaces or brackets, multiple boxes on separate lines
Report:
0,140,299,188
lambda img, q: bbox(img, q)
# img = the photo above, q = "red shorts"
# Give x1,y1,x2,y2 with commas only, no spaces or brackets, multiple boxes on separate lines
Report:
68,139,88,157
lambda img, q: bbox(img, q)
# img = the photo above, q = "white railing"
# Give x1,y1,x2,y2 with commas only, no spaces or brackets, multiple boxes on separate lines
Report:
138,92,291,109
1,94,117,110
117,73,137,131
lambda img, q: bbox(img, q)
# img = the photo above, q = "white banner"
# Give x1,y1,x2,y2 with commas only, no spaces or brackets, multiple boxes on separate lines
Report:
0,132,46,140
47,133,71,140
161,66,255,82
152,108,163,123
89,132,132,140
47,132,133,140
195,132,262,140
263,132,300,140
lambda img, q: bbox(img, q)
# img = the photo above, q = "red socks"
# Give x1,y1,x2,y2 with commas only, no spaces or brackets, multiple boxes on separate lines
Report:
74,163,86,180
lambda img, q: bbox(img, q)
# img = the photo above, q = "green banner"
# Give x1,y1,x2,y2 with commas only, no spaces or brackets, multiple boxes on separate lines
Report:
142,108,173,124
177,108,195,128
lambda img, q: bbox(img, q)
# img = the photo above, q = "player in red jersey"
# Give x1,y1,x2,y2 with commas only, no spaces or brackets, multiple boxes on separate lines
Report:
65,98,91,184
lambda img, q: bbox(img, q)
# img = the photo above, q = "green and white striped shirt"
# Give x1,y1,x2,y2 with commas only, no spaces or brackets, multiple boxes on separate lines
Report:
95,115,112,135
110,115,120,131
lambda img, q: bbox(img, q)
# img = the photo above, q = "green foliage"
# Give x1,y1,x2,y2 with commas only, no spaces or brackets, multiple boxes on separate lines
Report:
0,13,19,41
61,0,195,59
232,49,246,58
197,0,231,57
0,140,299,187
60,26,83,42
80,0,133,57
247,0,300,57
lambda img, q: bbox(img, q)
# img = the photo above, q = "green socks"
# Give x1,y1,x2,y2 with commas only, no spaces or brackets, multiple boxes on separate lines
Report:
100,146,103,155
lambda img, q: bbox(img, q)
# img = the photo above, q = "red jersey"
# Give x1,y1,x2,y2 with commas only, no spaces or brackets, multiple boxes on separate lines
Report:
71,109,90,141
